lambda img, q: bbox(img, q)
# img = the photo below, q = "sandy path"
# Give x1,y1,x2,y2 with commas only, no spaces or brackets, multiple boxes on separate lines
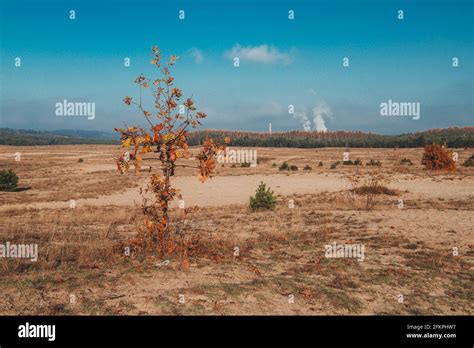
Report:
1,173,472,211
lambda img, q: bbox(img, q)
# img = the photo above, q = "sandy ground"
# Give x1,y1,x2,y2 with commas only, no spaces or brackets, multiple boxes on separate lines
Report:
1,172,472,211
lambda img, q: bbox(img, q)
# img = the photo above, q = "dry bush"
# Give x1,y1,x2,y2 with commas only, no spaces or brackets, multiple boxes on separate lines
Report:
172,225,251,263
354,184,396,196
422,143,456,171
325,191,364,210
346,170,394,210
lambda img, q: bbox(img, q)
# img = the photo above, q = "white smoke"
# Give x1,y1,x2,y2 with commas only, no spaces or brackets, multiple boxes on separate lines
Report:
313,114,327,132
291,102,332,132
312,102,332,133
293,110,312,131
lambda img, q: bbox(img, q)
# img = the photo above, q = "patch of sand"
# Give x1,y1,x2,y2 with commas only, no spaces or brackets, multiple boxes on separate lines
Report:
1,172,472,212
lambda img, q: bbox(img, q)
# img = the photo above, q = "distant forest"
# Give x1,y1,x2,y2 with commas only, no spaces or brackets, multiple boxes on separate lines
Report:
0,128,118,146
1,127,473,148
187,127,474,148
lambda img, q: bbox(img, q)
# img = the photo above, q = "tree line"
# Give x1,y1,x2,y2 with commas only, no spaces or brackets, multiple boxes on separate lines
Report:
187,127,474,148
1,127,473,148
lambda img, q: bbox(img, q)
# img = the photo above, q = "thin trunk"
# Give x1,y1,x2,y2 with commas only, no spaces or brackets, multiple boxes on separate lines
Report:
161,149,170,256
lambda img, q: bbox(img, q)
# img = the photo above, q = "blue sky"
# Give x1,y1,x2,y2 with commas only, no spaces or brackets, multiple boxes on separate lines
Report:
0,0,472,134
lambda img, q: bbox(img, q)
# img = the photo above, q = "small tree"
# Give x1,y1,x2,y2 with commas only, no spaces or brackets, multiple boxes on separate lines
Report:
115,46,226,256
421,143,456,171
0,169,18,192
250,182,277,211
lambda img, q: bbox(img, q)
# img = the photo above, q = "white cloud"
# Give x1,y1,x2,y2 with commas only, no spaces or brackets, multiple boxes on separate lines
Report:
189,48,204,64
226,44,293,64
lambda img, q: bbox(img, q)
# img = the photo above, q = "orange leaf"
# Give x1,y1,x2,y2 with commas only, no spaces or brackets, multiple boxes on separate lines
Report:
181,258,190,270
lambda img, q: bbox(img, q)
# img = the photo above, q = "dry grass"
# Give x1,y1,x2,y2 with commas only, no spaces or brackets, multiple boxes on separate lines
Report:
0,145,472,315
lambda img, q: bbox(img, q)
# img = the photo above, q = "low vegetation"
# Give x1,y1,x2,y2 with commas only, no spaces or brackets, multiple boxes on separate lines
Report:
0,146,472,315
347,172,396,210
366,159,381,166
463,155,474,167
249,182,277,211
0,169,18,192
354,185,396,196
279,162,289,171
422,143,456,171
343,159,362,166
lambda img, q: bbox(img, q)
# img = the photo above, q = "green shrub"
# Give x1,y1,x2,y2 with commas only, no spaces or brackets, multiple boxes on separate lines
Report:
366,159,381,166
343,159,362,166
400,158,413,165
279,162,289,171
463,155,474,167
249,182,277,211
330,161,340,169
240,162,251,167
290,165,298,171
0,169,19,192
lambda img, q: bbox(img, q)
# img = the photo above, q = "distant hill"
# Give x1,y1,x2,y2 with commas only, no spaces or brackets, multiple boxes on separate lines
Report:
49,129,117,140
0,128,119,146
1,127,473,148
